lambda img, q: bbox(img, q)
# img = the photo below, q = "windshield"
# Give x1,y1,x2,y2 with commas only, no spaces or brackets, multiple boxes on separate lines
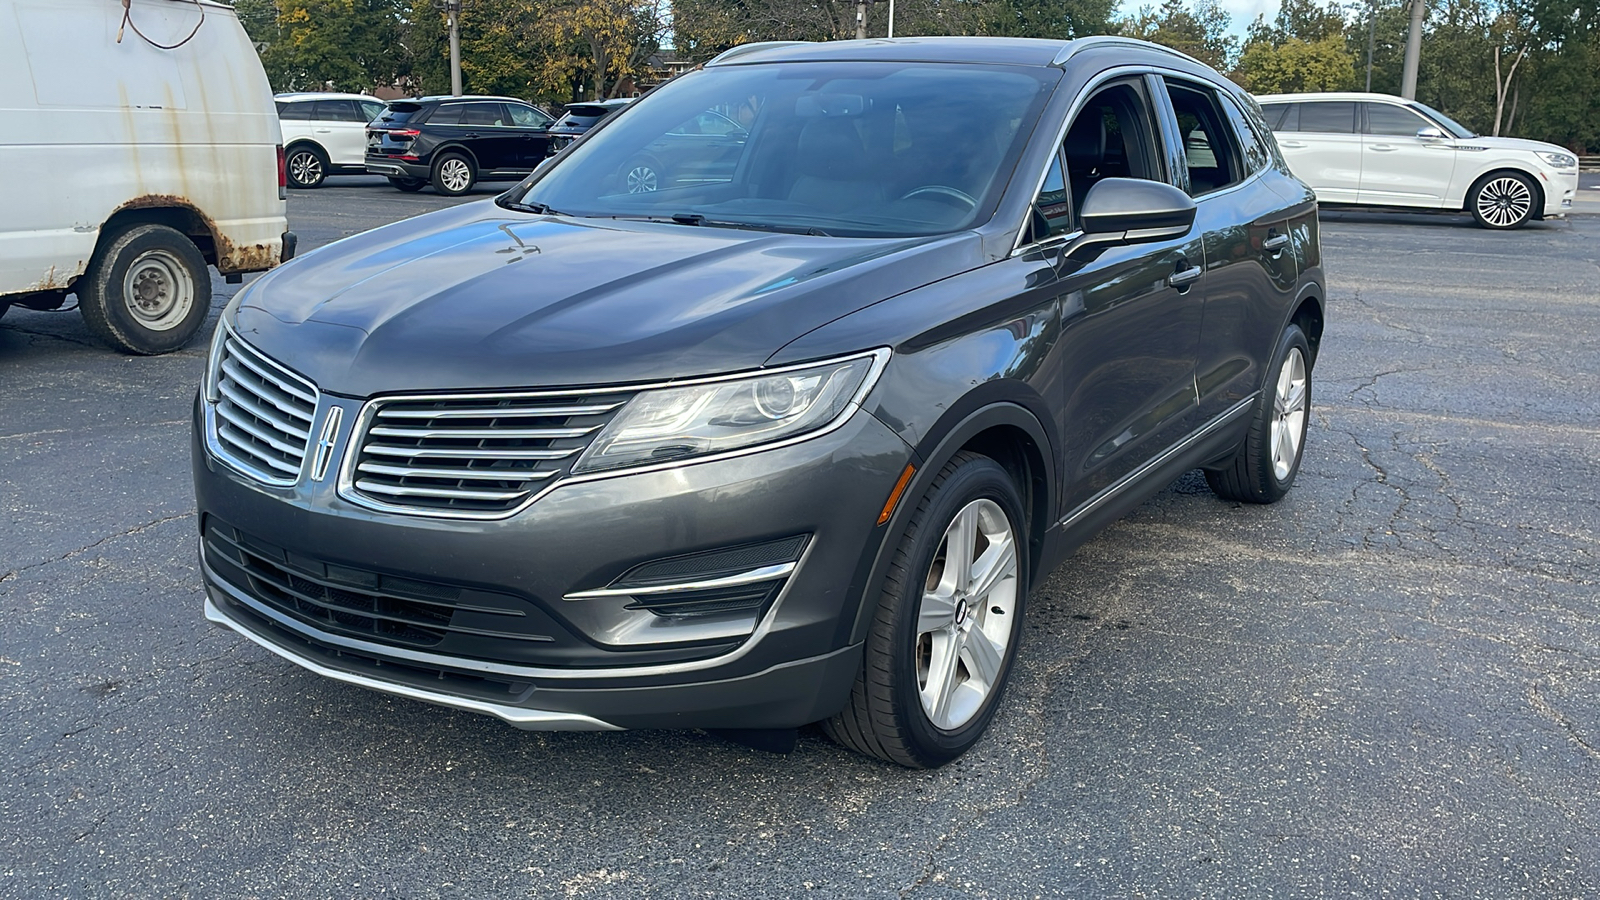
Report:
506,62,1057,238
1409,101,1475,139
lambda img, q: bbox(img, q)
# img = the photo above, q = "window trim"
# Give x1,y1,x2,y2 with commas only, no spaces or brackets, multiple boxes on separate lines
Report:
1160,75,1248,199
1360,100,1432,137
1288,100,1358,136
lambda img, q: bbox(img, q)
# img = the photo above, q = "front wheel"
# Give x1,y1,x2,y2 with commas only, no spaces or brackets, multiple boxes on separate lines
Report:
1205,323,1311,503
824,451,1028,768
1470,172,1536,229
77,223,211,354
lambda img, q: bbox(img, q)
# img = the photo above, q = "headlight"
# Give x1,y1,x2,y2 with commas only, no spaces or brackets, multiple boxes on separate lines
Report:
1537,151,1577,169
572,350,890,474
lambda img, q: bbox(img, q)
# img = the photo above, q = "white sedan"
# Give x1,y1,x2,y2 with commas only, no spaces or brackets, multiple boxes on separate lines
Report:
1255,91,1579,229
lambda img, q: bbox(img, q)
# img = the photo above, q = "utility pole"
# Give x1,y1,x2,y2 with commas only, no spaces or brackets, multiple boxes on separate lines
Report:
1365,0,1376,92
1400,0,1425,99
440,0,463,97
855,0,867,40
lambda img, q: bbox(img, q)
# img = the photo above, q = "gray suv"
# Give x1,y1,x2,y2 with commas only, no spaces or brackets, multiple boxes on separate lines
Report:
193,36,1324,767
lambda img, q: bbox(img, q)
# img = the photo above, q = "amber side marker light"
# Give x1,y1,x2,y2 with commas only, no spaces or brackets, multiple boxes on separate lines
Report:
877,463,917,525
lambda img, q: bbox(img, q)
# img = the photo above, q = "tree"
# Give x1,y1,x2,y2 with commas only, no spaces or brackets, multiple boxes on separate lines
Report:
1118,0,1238,71
1236,35,1359,92
237,0,410,92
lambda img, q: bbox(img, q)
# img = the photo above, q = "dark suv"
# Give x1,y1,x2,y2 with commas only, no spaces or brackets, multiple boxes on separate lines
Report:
365,96,556,195
545,98,633,157
195,37,1324,768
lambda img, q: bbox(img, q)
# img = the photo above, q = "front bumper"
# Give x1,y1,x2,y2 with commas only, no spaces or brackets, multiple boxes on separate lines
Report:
1541,168,1579,217
193,400,912,730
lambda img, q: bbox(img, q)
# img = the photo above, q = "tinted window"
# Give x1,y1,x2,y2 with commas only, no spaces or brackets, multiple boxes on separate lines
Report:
507,103,552,128
1297,102,1356,134
1259,103,1289,130
376,102,422,126
313,99,360,122
1164,79,1244,195
1220,94,1270,173
359,100,386,122
670,110,743,136
1060,81,1163,219
1033,152,1072,239
1364,102,1430,136
461,103,506,126
428,104,465,126
278,101,313,121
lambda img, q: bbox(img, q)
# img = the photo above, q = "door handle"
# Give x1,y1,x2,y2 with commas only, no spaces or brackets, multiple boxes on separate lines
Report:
313,128,332,134
1263,232,1290,252
1369,144,1398,151
1169,263,1202,290
463,132,479,139
1279,140,1307,149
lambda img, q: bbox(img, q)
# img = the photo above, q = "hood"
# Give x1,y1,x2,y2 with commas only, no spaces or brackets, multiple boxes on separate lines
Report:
1457,135,1572,159
235,200,985,396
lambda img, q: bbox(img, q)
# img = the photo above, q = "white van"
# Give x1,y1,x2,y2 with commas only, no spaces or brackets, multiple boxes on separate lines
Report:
0,0,293,353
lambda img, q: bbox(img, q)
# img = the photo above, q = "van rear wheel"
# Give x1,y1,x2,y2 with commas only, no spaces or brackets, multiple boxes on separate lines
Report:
78,223,211,355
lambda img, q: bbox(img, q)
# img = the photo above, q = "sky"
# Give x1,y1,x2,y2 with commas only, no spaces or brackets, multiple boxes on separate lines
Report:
1116,0,1281,37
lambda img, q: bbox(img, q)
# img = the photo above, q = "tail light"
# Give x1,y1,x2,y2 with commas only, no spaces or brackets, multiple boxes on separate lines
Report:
388,129,420,139
276,144,287,200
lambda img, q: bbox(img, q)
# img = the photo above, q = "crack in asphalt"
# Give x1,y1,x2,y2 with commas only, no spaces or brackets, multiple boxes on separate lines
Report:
0,511,196,586
1528,682,1600,763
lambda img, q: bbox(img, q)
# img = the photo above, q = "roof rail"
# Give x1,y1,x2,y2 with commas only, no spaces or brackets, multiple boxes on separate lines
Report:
1051,36,1202,68
707,41,814,66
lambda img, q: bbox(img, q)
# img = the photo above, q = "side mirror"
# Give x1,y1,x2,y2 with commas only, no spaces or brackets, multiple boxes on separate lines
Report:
1416,126,1446,141
1068,179,1196,260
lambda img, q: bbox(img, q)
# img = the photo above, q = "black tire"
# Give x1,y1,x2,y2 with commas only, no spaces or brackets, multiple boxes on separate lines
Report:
621,155,662,193
284,144,328,189
1469,171,1537,230
431,152,476,196
77,223,211,355
823,451,1029,768
388,176,427,193
1205,323,1311,503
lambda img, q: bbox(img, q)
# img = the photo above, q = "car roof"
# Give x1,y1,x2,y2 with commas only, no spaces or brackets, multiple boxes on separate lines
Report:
275,92,381,102
705,36,1206,70
405,95,530,105
564,99,633,110
1255,92,1412,103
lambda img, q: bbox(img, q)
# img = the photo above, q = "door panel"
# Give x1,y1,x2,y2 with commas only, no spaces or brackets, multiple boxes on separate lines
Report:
313,99,365,167
1276,101,1360,203
1357,103,1456,206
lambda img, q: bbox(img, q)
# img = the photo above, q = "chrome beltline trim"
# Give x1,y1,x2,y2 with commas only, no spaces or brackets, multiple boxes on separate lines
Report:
563,562,796,601
201,535,816,680
1055,394,1257,531
335,347,893,521
203,595,624,731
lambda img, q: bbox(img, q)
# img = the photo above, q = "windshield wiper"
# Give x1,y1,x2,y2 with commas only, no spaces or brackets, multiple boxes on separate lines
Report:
501,199,569,216
599,213,830,237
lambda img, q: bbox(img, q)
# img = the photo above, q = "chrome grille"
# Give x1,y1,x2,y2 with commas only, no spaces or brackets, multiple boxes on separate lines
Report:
345,391,631,515
211,332,318,485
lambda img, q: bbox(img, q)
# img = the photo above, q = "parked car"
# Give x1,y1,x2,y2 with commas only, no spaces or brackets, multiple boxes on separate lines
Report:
276,92,388,188
0,0,292,353
195,36,1325,767
545,98,633,157
616,106,749,193
1256,91,1580,229
365,96,556,195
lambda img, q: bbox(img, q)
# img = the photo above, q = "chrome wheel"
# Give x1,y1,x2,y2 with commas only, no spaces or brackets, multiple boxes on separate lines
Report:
121,248,195,332
1271,346,1307,481
438,157,472,193
1474,176,1532,228
626,164,658,193
286,149,323,187
915,498,1019,731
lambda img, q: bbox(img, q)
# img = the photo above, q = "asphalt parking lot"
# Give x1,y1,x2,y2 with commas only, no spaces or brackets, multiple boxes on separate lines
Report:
3,177,1598,898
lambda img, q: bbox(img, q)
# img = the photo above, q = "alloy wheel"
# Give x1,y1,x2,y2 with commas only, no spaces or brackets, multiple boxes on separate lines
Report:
439,158,472,193
121,249,195,332
626,165,658,193
287,150,322,186
1271,347,1307,481
914,498,1019,731
1475,176,1532,228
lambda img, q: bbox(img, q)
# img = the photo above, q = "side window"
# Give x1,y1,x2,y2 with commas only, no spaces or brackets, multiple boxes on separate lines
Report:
1163,79,1245,196
1275,103,1301,132
314,99,360,122
359,100,386,122
428,104,464,126
1032,152,1072,239
1220,95,1270,174
1298,102,1356,134
1364,102,1430,136
1060,80,1163,220
506,104,551,128
1258,103,1288,130
278,101,313,121
461,103,505,126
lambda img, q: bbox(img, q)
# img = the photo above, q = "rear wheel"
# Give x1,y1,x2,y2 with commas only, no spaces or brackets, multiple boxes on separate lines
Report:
1469,172,1536,229
622,155,662,193
824,451,1028,768
78,223,211,355
1205,323,1310,503
431,153,476,196
285,145,328,189
387,176,427,193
